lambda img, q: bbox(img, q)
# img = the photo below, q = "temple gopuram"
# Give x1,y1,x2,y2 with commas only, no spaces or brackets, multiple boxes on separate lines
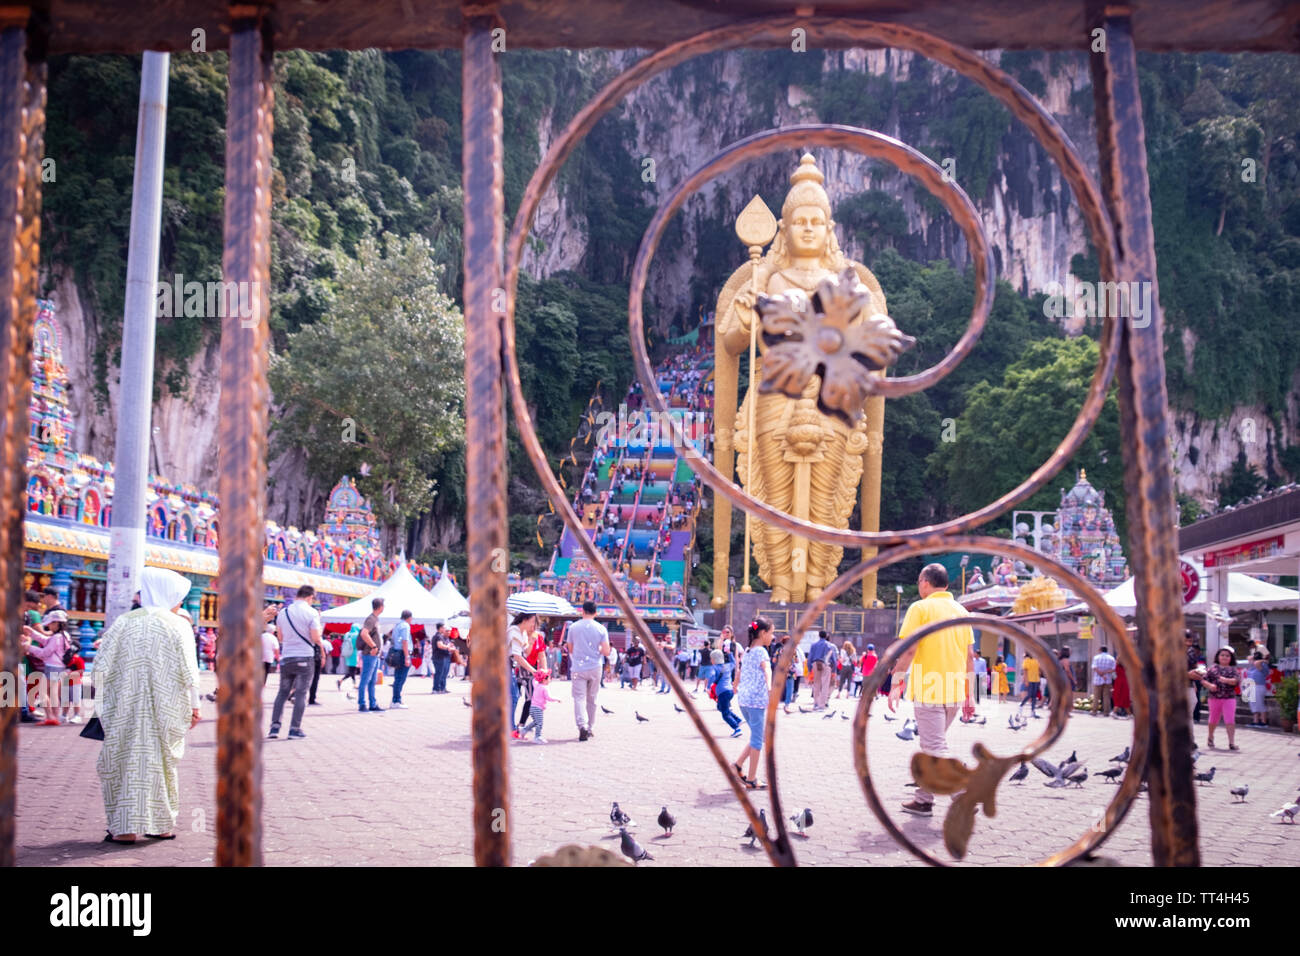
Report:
1043,470,1130,587
22,300,437,659
960,470,1129,614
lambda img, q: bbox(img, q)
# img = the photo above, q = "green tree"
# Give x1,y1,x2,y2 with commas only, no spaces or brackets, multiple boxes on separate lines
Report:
928,336,1124,536
268,234,465,550
1215,450,1264,507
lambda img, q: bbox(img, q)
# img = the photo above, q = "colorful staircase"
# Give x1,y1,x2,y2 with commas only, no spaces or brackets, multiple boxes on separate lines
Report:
536,345,714,631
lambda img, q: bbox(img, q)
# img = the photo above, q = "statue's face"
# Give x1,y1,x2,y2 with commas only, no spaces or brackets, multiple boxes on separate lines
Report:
785,204,829,256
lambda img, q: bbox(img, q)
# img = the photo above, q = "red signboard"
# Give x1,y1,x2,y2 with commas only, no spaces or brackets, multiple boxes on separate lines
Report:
1203,534,1285,568
1180,561,1200,605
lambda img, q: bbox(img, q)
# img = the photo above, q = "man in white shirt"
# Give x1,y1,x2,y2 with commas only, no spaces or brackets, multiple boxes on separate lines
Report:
269,585,324,739
1091,645,1117,717
566,600,611,741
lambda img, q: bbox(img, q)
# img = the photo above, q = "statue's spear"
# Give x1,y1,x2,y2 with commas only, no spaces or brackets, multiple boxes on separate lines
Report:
734,195,778,595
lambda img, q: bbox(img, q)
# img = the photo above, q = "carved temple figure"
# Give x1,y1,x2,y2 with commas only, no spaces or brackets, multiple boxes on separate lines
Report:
713,154,912,604
992,557,1017,587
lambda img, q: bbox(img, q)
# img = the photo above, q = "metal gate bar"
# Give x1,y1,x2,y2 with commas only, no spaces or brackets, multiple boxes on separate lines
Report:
0,11,42,871
462,9,511,868
215,6,275,868
1089,9,1199,866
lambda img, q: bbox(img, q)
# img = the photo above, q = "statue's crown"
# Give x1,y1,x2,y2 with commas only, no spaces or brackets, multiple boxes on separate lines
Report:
782,153,831,220
790,153,825,187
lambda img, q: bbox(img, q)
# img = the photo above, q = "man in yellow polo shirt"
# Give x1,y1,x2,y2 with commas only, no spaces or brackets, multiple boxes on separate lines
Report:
888,563,975,817
1018,650,1042,718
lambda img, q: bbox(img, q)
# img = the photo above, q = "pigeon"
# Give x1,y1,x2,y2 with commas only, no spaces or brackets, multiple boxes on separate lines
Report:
840,713,849,721
789,807,814,836
1098,767,1123,783
741,809,769,848
822,709,838,720
620,827,653,863
673,704,684,713
1271,802,1299,823
1009,763,1029,784
462,698,471,708
1066,766,1088,788
1110,746,1130,764
657,806,676,836
1191,750,1201,764
1195,766,1216,786
798,705,812,714
601,706,615,715
1007,713,1027,731
636,712,650,723
882,713,897,722
1067,750,1078,765
610,802,633,829
896,720,917,742
1034,757,1083,788
1230,784,1249,803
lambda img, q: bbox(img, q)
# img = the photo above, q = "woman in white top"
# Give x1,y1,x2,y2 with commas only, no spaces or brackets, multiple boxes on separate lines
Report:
507,612,540,738
261,623,280,687
731,618,774,790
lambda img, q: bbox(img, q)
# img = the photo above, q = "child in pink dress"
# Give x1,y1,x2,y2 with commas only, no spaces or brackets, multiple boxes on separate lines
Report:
519,670,559,743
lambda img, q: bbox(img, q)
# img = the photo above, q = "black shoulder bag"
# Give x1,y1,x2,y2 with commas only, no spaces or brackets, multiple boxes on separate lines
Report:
280,605,323,665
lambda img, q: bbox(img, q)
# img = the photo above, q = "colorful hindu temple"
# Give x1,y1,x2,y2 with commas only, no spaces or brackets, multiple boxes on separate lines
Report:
22,300,438,658
959,470,1130,615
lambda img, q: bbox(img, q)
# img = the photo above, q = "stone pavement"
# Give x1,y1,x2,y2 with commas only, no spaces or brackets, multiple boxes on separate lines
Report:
14,670,1300,866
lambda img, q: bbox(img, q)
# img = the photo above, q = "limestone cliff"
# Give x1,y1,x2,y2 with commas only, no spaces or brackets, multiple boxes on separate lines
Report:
44,47,1297,528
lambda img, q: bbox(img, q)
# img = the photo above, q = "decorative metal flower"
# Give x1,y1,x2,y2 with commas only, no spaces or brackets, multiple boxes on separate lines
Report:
756,267,915,425
912,742,1021,860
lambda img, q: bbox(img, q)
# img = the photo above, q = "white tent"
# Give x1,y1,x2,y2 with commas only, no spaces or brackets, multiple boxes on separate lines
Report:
1064,555,1300,617
431,561,469,616
320,560,460,629
430,561,471,635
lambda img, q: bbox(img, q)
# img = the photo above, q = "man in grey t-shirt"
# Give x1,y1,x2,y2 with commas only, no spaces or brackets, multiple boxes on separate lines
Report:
566,600,610,742
270,584,324,739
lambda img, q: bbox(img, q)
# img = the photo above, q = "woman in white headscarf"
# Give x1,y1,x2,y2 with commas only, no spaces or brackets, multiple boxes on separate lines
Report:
95,566,201,844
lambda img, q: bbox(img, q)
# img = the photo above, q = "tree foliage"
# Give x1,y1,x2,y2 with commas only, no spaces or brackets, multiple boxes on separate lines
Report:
267,234,465,547
927,337,1125,538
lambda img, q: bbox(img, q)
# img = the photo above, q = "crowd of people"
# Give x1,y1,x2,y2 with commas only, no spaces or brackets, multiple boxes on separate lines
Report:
23,543,1300,850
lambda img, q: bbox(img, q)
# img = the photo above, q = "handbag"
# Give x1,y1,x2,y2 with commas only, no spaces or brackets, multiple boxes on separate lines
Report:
79,716,105,741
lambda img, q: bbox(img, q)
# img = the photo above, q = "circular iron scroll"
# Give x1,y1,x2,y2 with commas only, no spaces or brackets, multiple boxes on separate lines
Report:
759,535,1147,866
629,124,994,400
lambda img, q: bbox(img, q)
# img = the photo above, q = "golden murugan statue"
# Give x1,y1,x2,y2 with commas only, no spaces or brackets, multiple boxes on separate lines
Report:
712,154,912,606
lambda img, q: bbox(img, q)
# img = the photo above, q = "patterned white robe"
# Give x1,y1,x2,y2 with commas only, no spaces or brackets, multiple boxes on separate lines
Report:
94,608,200,836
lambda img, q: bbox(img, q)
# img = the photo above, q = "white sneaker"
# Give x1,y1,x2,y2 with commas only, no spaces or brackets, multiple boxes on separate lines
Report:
532,737,548,744
391,702,408,709
68,716,82,724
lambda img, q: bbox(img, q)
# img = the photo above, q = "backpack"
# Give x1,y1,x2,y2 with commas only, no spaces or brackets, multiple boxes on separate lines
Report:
340,635,355,660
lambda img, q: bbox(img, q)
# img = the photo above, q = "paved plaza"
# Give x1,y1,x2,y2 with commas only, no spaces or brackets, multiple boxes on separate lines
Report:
15,670,1300,867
